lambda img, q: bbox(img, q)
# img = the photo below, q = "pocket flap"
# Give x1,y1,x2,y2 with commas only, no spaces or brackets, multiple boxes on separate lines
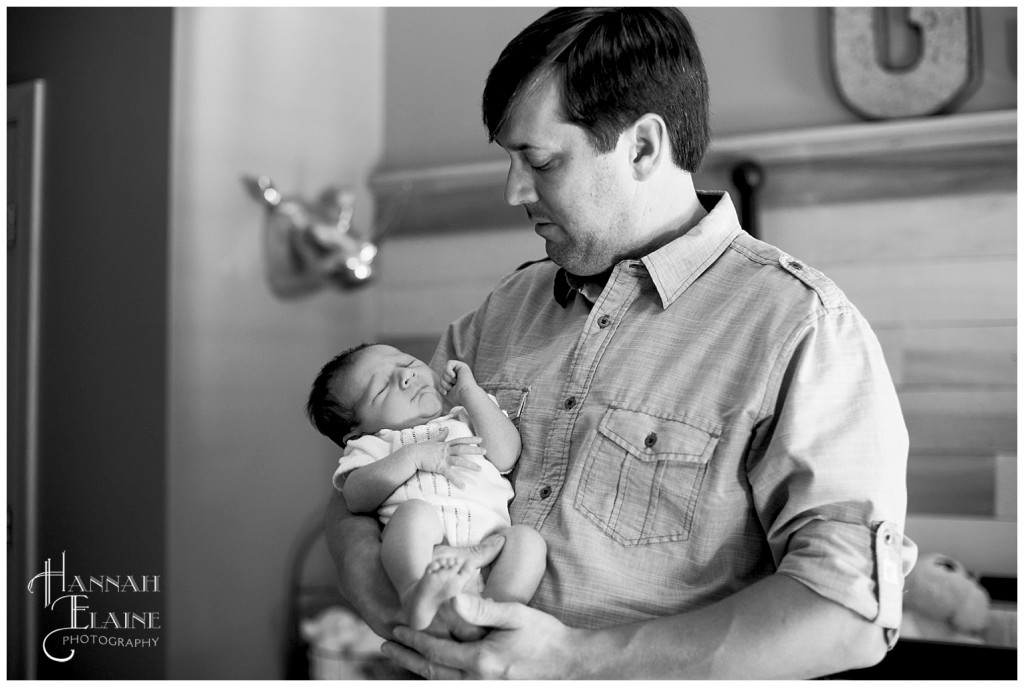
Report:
598,408,717,463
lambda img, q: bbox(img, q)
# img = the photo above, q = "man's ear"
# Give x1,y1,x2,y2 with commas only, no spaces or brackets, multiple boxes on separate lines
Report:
629,113,668,181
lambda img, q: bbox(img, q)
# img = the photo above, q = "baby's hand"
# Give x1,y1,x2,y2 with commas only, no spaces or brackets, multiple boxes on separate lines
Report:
440,360,479,403
409,436,484,489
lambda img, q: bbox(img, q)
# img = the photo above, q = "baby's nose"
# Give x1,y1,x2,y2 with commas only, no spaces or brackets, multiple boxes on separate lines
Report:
398,368,416,388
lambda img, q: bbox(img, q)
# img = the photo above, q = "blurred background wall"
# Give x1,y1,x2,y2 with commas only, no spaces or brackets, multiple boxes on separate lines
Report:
167,7,385,679
7,6,1017,680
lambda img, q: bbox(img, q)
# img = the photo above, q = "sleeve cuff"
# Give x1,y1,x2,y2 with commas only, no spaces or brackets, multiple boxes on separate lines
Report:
778,519,917,649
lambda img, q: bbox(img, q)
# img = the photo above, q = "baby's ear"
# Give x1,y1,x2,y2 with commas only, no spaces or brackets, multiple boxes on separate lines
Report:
341,428,363,445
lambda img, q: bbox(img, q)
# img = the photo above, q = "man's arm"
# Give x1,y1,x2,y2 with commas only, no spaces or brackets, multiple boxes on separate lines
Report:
324,489,401,640
381,573,887,679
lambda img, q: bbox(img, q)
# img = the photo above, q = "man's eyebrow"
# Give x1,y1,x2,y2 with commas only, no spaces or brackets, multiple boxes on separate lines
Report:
498,139,542,153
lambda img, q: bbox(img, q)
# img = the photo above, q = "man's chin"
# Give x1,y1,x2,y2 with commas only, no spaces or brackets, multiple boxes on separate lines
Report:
547,248,608,277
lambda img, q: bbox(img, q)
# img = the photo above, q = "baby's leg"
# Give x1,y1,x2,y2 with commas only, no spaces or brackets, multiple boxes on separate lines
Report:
481,525,547,604
381,500,485,630
380,500,447,628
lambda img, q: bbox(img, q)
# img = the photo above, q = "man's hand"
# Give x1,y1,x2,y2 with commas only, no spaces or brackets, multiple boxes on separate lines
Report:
381,594,582,679
408,433,484,489
440,360,480,405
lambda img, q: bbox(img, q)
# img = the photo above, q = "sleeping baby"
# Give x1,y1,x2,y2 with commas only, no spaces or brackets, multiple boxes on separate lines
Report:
306,343,546,631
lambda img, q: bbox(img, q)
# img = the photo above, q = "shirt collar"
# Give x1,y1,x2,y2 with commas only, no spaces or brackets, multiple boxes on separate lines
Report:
553,191,743,309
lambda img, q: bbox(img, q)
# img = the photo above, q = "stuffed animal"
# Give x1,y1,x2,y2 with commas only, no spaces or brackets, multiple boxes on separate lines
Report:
300,606,382,657
901,552,991,644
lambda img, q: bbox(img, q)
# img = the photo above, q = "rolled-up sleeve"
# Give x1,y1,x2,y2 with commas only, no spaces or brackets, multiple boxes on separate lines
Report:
750,307,917,644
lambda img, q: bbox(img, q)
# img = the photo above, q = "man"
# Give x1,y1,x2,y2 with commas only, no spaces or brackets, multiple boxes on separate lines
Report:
326,7,916,678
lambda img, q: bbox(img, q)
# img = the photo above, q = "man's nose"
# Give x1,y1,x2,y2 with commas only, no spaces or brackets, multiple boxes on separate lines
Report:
504,162,538,207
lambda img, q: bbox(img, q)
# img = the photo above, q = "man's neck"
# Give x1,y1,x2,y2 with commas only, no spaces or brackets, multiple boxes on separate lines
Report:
630,171,707,258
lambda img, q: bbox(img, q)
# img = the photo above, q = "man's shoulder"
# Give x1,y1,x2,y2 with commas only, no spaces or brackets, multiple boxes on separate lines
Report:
727,232,850,313
491,256,560,293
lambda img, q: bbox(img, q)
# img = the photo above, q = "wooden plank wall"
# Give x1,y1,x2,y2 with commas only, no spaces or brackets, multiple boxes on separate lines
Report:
762,193,1015,517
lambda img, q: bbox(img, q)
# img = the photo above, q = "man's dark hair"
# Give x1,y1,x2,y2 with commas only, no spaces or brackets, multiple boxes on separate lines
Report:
482,7,710,172
306,342,375,448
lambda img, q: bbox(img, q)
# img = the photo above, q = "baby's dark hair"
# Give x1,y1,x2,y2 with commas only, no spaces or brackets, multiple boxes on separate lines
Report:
306,342,375,448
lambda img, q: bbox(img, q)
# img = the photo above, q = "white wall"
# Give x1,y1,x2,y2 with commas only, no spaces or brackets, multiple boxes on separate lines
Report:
168,8,384,678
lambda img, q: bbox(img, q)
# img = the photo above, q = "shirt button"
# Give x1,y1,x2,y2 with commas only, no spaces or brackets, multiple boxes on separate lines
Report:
564,396,577,410
644,432,658,448
539,485,552,499
597,315,611,328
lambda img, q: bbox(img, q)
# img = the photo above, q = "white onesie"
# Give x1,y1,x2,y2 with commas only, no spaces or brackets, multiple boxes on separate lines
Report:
333,403,514,547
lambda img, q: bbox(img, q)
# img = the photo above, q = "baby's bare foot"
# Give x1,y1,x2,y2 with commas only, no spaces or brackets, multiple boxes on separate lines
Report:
404,559,477,630
431,533,505,571
425,556,463,575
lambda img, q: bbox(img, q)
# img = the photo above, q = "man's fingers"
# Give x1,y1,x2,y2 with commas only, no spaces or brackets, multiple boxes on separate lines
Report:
451,593,523,630
380,639,466,680
387,626,481,677
461,534,505,571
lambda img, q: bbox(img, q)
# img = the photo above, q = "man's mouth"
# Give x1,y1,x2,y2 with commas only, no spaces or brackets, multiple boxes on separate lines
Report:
534,221,559,237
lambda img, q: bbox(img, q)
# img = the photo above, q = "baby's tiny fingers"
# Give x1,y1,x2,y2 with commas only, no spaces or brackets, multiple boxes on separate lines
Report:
451,456,482,471
447,436,483,446
444,471,467,489
450,444,486,457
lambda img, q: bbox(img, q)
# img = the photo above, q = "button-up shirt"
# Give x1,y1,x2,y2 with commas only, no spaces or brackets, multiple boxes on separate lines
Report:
432,192,915,637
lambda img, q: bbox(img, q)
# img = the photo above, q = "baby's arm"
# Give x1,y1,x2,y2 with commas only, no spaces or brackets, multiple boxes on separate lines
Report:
342,431,483,513
441,360,521,473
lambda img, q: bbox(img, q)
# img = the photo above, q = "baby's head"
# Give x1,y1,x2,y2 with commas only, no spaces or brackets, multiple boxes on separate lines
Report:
306,343,444,447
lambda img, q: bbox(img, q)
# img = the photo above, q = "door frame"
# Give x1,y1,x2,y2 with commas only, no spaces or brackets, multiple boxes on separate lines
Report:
8,78,45,680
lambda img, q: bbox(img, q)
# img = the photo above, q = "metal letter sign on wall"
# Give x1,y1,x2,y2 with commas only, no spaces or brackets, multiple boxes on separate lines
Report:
829,8,980,120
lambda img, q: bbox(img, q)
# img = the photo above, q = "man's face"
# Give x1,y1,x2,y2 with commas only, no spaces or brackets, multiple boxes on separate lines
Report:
336,345,443,436
495,76,640,276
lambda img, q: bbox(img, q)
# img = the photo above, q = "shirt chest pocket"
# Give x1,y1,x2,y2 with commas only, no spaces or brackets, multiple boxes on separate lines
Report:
574,407,720,546
480,384,529,430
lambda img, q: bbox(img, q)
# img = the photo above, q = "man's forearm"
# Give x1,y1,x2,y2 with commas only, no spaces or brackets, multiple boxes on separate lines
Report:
324,490,400,638
572,574,887,679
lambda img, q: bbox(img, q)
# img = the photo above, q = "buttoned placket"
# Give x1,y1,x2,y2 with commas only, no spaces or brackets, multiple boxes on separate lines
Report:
526,262,645,529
